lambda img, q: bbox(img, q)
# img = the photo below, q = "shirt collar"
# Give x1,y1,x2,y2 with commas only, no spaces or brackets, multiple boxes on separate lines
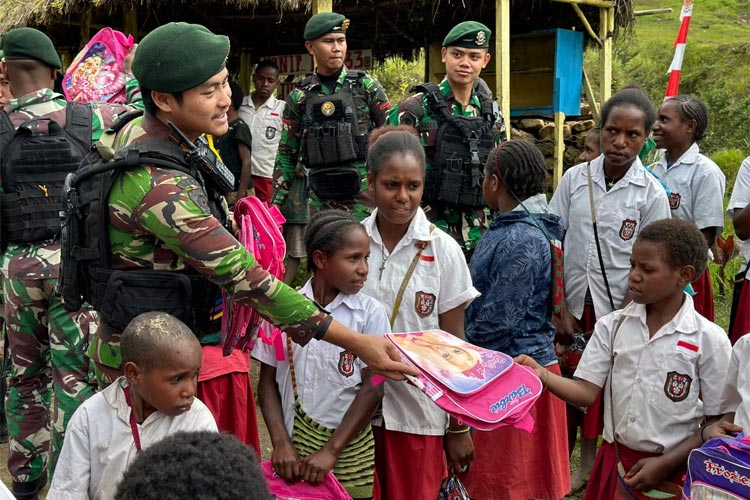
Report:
244,93,278,111
9,88,59,112
511,192,549,213
140,112,177,141
438,77,482,111
655,143,701,170
620,293,699,336
364,207,434,248
581,154,648,189
299,278,361,312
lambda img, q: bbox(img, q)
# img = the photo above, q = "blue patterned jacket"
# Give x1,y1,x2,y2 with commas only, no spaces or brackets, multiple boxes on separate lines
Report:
465,202,562,366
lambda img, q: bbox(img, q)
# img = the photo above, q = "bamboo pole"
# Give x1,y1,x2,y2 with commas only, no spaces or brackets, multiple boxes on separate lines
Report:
571,3,602,46
551,0,615,9
553,111,565,188
495,0,510,141
599,6,612,103
634,8,673,16
582,68,600,122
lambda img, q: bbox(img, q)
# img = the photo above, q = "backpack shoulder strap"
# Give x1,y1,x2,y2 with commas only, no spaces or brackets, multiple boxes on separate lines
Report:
0,111,15,159
64,102,93,151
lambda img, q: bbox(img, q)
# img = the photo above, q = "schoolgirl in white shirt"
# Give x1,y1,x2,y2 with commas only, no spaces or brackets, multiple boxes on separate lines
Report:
360,126,479,500
254,210,390,500
650,95,725,321
519,218,731,500
549,88,671,332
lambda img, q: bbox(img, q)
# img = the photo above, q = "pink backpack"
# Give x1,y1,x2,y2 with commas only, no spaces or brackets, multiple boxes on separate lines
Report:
63,28,134,104
261,461,352,500
222,196,286,355
385,329,542,431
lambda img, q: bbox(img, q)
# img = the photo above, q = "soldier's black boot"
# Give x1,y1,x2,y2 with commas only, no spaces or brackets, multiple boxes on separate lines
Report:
12,475,47,500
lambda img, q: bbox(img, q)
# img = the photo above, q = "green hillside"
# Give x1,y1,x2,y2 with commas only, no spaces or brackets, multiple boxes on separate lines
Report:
597,0,750,153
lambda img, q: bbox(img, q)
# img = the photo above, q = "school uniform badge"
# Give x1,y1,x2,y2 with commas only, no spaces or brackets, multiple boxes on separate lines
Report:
619,219,637,241
415,291,436,317
338,350,356,377
265,126,276,140
669,193,681,210
664,371,692,402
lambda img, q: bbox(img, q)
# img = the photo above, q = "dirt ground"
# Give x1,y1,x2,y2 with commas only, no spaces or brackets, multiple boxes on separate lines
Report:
0,362,586,499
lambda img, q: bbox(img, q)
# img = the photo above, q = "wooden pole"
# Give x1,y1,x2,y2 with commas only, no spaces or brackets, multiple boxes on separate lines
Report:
553,111,565,188
495,0,510,141
571,3,602,46
80,8,92,50
634,8,673,16
582,68,600,122
312,0,333,14
599,6,612,103
552,0,614,8
124,7,138,41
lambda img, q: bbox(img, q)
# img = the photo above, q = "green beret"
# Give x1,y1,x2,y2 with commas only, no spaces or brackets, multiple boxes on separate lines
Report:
304,12,349,41
0,28,61,69
442,21,492,49
132,22,229,93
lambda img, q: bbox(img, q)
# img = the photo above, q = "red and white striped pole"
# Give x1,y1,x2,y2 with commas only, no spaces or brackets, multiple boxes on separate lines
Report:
665,0,694,98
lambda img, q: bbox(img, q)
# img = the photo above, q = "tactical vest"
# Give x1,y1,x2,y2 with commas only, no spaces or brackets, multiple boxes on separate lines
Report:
59,112,227,337
300,71,370,200
413,83,497,209
0,103,92,248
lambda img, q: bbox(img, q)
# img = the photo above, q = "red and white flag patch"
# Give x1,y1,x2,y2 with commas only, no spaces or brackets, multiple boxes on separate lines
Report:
676,339,699,355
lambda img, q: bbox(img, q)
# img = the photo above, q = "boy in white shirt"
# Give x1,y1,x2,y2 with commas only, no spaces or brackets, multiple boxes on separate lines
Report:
48,312,217,500
519,218,731,499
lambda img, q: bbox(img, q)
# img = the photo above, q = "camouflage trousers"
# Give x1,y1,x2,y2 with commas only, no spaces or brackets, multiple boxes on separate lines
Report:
3,277,97,483
423,203,487,256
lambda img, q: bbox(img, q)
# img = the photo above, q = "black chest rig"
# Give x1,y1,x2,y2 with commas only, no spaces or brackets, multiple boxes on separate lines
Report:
301,71,369,200
59,112,228,337
416,83,497,209
0,103,92,249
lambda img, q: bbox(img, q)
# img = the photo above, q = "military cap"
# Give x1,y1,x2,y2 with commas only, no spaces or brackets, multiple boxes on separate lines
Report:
0,28,61,69
132,22,229,93
304,12,350,41
442,21,492,49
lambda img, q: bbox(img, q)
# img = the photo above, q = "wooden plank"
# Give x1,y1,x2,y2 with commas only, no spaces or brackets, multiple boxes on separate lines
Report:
634,8,673,16
571,3,602,46
496,0,510,141
312,0,333,14
552,0,615,8
240,51,252,95
582,68,600,122
124,7,138,41
553,111,565,189
599,7,612,103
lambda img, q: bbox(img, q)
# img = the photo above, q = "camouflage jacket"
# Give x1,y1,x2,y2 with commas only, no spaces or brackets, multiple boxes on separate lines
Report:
388,78,506,251
388,77,505,170
0,81,142,280
275,66,390,220
105,113,331,343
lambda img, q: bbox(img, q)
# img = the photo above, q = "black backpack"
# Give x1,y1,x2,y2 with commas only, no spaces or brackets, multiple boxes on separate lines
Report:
0,103,92,248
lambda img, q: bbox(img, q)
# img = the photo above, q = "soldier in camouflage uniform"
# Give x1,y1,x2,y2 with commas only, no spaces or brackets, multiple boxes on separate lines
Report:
389,21,505,254
86,22,411,392
0,28,142,499
276,12,390,281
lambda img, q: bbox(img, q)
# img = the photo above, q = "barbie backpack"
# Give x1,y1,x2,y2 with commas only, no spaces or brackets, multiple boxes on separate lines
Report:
63,28,134,104
222,196,286,355
260,461,352,500
385,329,542,431
682,434,750,499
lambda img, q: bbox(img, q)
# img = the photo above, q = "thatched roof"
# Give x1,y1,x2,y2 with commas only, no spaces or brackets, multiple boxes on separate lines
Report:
0,0,636,60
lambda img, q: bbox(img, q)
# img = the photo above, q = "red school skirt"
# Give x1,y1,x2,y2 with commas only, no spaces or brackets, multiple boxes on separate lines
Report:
461,364,570,500
730,277,750,345
584,440,685,500
691,267,715,322
568,303,604,440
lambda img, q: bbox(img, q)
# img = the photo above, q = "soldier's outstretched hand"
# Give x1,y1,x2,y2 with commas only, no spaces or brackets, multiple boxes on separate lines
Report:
358,336,419,381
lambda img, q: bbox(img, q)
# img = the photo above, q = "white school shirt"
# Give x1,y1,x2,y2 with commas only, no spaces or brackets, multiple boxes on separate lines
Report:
727,157,750,279
549,155,671,320
650,143,726,231
574,295,731,453
720,335,750,432
251,280,391,435
48,377,217,500
238,94,285,179
361,207,480,435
